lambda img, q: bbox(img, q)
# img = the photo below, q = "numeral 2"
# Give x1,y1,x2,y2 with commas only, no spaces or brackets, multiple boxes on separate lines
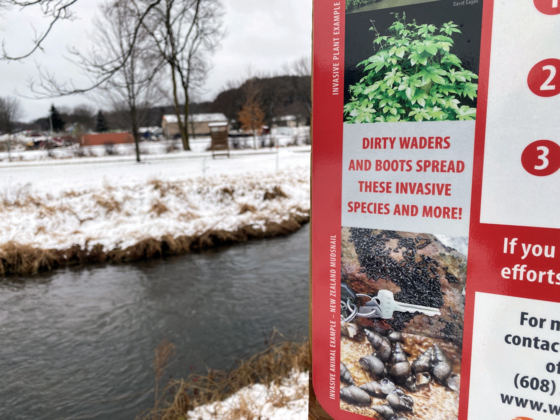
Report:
541,65,557,91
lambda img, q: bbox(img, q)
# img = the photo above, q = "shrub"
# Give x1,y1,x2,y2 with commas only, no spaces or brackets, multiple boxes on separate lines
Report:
344,14,478,124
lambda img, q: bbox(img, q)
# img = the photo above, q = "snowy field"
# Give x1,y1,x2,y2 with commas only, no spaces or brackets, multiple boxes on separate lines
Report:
0,146,310,194
0,127,310,162
0,147,310,272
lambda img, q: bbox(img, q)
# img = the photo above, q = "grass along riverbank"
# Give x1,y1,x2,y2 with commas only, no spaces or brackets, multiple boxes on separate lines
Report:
140,335,310,420
0,167,309,275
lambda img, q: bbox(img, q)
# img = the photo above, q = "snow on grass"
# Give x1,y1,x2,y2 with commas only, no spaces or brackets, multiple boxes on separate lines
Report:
187,371,309,420
0,167,309,253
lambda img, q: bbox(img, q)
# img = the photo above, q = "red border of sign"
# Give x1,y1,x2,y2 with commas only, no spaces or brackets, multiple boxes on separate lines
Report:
459,0,496,416
311,0,345,417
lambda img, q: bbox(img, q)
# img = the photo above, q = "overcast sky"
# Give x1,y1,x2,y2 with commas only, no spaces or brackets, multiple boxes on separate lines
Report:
0,0,312,122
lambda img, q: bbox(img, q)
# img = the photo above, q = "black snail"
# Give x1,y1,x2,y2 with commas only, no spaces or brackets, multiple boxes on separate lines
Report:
359,378,396,398
359,355,388,378
340,362,355,386
341,323,460,415
365,329,393,363
340,385,371,406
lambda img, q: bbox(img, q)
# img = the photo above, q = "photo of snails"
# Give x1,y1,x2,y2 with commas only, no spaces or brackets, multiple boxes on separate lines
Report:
341,325,461,419
340,227,467,419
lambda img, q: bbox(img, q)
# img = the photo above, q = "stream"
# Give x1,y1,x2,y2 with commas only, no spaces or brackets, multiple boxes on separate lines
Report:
0,225,310,420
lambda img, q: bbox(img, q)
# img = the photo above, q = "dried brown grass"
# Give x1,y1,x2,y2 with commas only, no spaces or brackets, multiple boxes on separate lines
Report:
154,340,176,411
93,194,121,214
139,333,310,420
150,200,170,216
263,186,288,201
0,242,59,276
238,204,256,214
0,183,37,208
63,190,84,198
149,179,187,199
0,214,309,276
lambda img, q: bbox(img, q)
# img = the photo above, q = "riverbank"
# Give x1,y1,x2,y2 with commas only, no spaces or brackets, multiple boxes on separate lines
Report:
141,338,310,420
0,151,310,275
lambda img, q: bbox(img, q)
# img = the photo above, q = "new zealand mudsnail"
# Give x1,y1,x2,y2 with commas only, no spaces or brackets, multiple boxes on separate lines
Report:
365,329,393,362
340,362,355,386
389,343,411,383
359,355,388,378
412,346,434,374
340,385,372,406
386,388,414,412
359,378,396,398
432,344,453,384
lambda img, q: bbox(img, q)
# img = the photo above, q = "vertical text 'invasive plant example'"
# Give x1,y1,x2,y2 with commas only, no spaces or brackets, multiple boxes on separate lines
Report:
344,14,478,124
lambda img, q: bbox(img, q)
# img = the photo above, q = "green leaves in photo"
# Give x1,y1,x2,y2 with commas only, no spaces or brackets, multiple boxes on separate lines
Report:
344,15,478,124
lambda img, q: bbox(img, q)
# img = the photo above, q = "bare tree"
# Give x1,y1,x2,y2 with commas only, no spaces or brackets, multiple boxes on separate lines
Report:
259,75,288,131
286,56,311,124
16,0,164,98
0,96,24,160
143,0,224,151
0,0,79,60
72,0,165,162
237,79,264,150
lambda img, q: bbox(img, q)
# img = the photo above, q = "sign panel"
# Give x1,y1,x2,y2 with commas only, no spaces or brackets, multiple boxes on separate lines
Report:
311,1,560,419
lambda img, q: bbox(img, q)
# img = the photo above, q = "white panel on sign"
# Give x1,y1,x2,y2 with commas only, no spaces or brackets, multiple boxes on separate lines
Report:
469,292,560,419
342,120,475,237
480,0,560,229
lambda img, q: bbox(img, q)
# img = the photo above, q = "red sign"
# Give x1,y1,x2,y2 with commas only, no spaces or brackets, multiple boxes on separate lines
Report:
312,1,560,419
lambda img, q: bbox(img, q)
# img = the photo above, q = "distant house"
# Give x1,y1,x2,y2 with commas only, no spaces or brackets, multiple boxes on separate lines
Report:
162,113,228,138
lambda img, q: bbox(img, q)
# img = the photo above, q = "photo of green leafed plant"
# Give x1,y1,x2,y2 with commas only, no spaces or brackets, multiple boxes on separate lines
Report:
344,13,478,124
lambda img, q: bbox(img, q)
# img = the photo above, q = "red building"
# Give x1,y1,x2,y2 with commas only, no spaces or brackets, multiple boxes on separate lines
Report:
80,132,133,146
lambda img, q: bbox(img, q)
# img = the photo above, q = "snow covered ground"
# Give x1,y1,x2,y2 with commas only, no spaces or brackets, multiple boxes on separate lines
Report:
0,146,309,192
0,148,310,255
187,371,309,420
0,127,310,162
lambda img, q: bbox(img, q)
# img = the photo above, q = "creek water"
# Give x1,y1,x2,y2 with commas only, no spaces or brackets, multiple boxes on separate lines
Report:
0,225,310,420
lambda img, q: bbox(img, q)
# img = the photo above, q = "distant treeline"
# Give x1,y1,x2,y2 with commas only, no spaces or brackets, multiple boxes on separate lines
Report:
17,74,310,134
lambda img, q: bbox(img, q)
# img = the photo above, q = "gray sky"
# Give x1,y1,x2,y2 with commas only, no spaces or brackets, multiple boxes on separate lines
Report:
0,0,312,122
